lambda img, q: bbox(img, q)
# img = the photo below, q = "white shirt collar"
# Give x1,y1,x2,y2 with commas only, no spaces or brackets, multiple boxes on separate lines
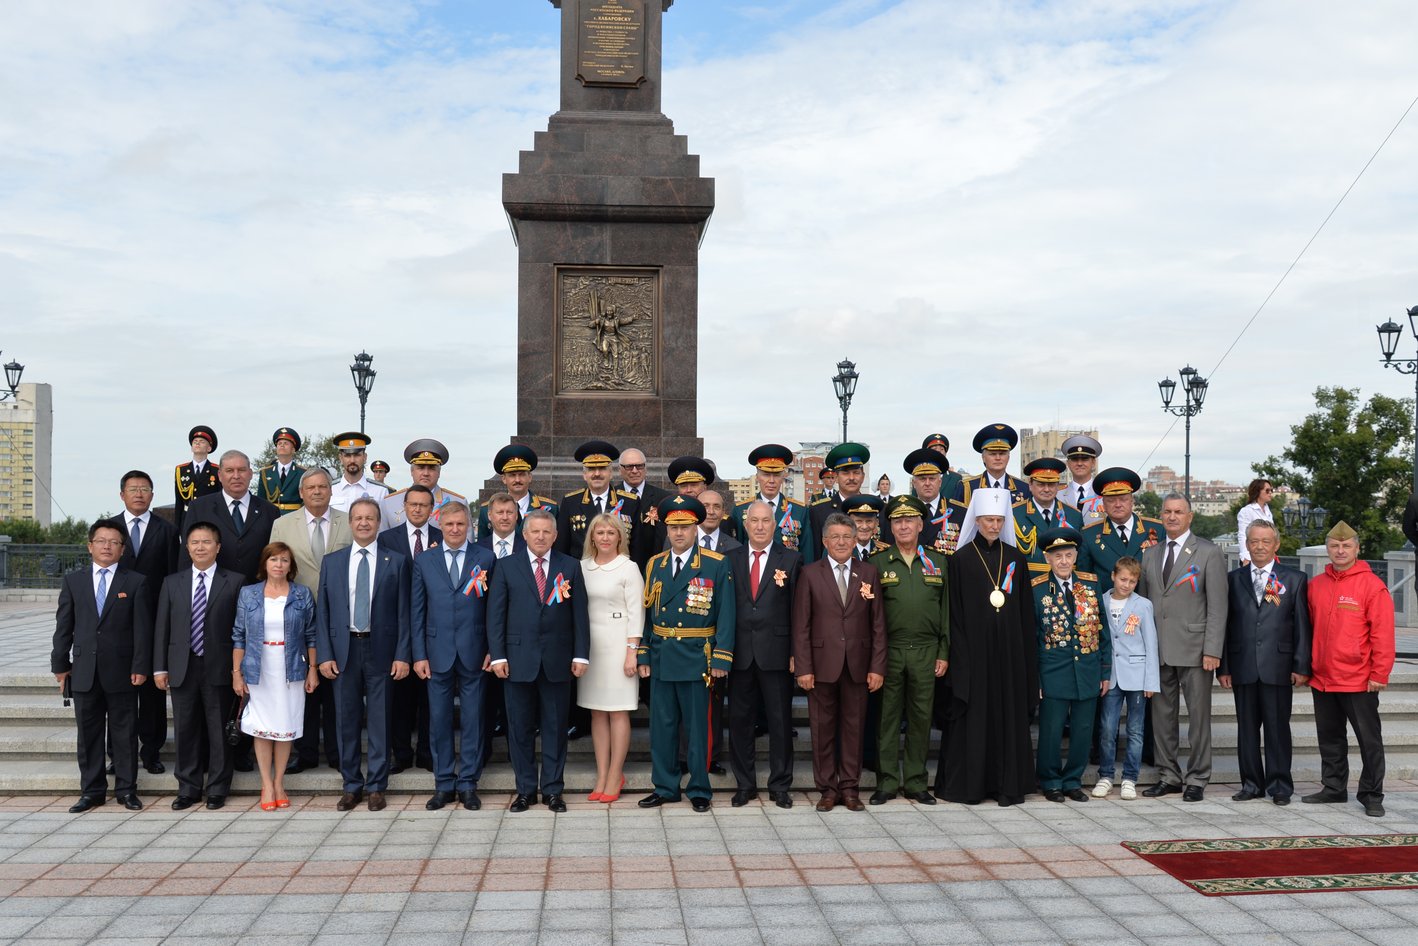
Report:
1167,530,1192,549
444,544,466,555
304,507,329,525
222,490,248,507
527,548,549,568
92,562,115,579
192,563,216,582
405,520,427,536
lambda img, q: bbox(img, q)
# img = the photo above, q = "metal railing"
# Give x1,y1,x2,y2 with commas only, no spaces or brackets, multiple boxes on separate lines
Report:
0,542,89,589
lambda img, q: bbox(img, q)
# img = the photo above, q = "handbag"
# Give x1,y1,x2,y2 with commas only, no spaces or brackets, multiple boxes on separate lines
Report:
225,694,246,746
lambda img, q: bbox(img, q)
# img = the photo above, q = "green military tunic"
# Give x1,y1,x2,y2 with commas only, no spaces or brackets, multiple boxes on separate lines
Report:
868,544,949,795
1032,571,1111,791
730,494,813,556
1013,500,1085,566
258,463,305,515
1083,513,1163,592
638,547,736,802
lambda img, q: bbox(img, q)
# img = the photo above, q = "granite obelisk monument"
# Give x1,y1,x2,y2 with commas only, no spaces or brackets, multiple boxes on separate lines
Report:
501,0,713,491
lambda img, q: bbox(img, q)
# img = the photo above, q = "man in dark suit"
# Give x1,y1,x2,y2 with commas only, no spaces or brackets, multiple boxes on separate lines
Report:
316,498,412,812
178,449,278,582
116,469,177,774
411,501,496,811
727,500,800,809
1219,519,1311,805
51,519,152,812
618,446,670,508
487,509,591,813
153,521,244,810
475,491,524,757
792,512,887,812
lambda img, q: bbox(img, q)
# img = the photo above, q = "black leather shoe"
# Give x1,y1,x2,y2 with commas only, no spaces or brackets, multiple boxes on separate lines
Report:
1232,789,1263,801
416,756,434,771
508,793,534,813
389,760,408,775
285,759,307,775
869,791,895,806
691,797,711,812
233,757,254,773
1142,782,1183,798
1273,796,1291,806
909,791,937,806
459,790,481,811
1182,786,1204,802
118,794,143,811
770,791,793,810
1302,790,1347,804
566,724,589,741
425,791,455,811
637,793,671,808
171,795,199,811
1044,789,1066,803
205,796,226,810
1364,799,1386,817
1064,789,1089,803
144,760,166,775
545,794,567,813
69,796,105,814
731,790,756,807
708,763,726,776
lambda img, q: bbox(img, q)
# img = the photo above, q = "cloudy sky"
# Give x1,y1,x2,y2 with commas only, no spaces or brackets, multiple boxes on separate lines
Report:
5,0,1418,519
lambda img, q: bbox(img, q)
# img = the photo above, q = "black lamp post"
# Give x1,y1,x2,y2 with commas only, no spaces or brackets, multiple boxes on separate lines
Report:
1282,496,1329,546
1158,364,1209,504
1376,306,1418,496
350,351,376,432
0,352,23,402
832,358,859,443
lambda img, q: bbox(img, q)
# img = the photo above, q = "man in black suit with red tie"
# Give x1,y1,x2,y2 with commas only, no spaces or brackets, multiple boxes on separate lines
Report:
179,449,278,582
51,520,153,812
727,500,801,809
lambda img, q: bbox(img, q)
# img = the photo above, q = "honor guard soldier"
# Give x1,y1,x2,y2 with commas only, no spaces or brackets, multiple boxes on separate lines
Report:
807,442,872,563
900,448,960,554
919,435,964,504
478,444,557,540
731,444,812,554
174,425,221,532
1061,434,1104,523
810,467,837,503
369,460,391,487
258,427,305,515
329,432,390,513
1032,526,1109,802
1084,467,1163,594
1013,458,1085,566
556,440,646,564
636,495,736,812
843,494,889,562
381,439,465,531
951,424,1032,507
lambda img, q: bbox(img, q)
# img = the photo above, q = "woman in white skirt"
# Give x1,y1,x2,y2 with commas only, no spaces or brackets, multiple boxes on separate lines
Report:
578,514,644,803
232,542,318,811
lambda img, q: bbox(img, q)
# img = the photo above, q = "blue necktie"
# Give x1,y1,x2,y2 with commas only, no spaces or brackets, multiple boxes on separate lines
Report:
191,572,207,656
95,568,109,616
354,550,371,630
448,550,462,588
231,499,245,535
129,518,142,553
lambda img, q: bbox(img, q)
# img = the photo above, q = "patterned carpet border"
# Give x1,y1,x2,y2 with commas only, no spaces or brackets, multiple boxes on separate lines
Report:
1122,835,1418,896
1123,834,1418,856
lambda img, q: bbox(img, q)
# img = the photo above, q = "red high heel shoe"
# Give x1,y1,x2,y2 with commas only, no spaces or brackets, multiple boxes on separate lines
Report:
600,776,626,803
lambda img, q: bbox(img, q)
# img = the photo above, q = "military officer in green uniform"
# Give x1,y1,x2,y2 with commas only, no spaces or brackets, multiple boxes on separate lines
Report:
810,468,837,503
478,444,557,540
1082,467,1163,594
950,424,1033,507
174,425,222,533
258,427,305,515
731,444,812,555
636,495,735,812
1013,458,1085,566
1032,526,1110,802
868,496,949,805
380,439,466,531
808,443,872,564
897,447,962,554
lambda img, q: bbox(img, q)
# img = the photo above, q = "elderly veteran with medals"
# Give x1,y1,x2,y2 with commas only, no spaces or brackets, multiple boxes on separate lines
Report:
899,448,961,555
934,488,1038,806
1032,527,1109,802
636,495,736,812
1013,458,1085,567
731,444,813,555
380,439,466,531
479,444,557,539
258,428,305,515
868,495,949,806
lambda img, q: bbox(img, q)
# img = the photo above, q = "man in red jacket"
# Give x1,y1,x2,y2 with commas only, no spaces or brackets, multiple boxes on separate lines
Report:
1304,521,1395,817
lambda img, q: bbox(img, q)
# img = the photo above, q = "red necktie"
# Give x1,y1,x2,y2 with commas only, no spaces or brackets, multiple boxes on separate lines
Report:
750,549,763,598
535,557,547,601
413,528,423,555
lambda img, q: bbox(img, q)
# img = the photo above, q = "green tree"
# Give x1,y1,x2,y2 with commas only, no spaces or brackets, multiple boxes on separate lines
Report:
0,516,94,544
1136,490,1162,518
1253,386,1413,556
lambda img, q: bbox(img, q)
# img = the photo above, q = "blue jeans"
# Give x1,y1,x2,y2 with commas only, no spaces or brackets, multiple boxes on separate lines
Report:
1097,687,1146,782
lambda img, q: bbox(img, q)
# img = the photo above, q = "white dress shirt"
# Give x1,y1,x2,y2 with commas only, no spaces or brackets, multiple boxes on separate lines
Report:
347,542,378,630
698,528,724,552
491,532,516,559
404,520,432,556
125,510,152,552
490,550,588,666
91,562,116,602
222,490,250,521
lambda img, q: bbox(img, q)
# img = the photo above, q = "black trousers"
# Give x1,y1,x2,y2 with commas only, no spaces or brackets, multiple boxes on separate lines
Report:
170,653,235,798
728,664,794,792
1233,681,1294,799
107,677,167,769
389,674,431,766
1313,689,1385,803
75,686,137,798
296,679,339,767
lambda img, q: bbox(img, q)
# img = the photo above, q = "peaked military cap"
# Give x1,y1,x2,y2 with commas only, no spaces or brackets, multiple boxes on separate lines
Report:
575,440,619,468
842,494,885,517
903,447,945,477
1093,467,1142,496
1023,457,1066,483
188,426,218,450
887,494,929,519
272,427,301,450
748,444,793,473
825,442,870,471
668,456,715,487
333,431,371,452
922,433,950,453
370,460,391,474
404,438,448,466
1061,434,1102,460
972,424,1018,454
493,444,538,475
659,493,706,525
1040,526,1084,553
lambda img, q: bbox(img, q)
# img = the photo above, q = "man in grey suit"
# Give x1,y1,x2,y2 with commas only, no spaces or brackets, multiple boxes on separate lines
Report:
1219,519,1311,805
1139,493,1227,801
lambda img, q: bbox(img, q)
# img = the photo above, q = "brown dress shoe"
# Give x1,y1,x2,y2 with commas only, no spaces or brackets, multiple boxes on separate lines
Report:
336,791,363,812
367,791,387,812
815,792,837,812
842,794,866,812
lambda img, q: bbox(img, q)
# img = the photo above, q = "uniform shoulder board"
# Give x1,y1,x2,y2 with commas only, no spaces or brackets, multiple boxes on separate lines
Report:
175,463,187,473
564,488,585,499
810,496,833,507
385,487,408,498
615,489,638,501
1075,570,1098,582
478,497,491,508
533,495,554,505
647,550,671,570
441,487,467,500
1026,561,1049,573
259,463,275,473
1140,516,1163,527
948,497,967,508
1011,498,1028,509
1082,519,1105,531
699,548,725,561
784,497,804,508
1031,574,1050,587
873,540,890,552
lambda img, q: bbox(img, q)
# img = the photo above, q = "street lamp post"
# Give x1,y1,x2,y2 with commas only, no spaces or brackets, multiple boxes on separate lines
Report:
832,358,859,443
1158,364,1210,505
0,352,24,403
1376,306,1418,496
1282,496,1329,546
350,351,376,433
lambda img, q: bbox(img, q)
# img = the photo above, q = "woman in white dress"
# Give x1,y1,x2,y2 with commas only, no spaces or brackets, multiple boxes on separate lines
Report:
1236,479,1275,564
232,542,318,811
578,514,644,803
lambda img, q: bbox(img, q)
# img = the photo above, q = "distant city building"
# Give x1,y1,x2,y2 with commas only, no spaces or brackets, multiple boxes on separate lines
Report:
723,475,756,507
792,441,869,502
0,382,53,526
1019,426,1100,467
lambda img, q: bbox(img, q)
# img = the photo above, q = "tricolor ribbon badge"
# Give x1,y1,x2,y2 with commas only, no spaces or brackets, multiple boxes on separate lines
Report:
547,572,572,605
778,508,798,532
461,565,488,598
1266,574,1286,597
1172,564,1200,592
1001,561,1017,594
931,507,952,529
917,547,940,576
607,499,625,517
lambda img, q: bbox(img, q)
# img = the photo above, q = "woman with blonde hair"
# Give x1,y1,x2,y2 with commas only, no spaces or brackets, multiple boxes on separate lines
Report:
577,513,644,802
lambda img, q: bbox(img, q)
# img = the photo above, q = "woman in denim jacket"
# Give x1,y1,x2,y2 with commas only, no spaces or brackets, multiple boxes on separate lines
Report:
232,542,318,810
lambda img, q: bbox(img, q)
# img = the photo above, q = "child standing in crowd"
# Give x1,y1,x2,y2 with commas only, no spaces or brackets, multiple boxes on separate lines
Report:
1093,556,1159,800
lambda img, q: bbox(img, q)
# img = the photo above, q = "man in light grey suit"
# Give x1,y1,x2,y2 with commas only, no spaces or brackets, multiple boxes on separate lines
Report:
1139,493,1227,801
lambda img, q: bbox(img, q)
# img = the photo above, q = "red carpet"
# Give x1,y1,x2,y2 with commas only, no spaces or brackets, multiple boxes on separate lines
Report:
1122,834,1418,895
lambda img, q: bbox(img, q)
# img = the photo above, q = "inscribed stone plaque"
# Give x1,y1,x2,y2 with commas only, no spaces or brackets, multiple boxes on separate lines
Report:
556,267,659,395
577,0,647,87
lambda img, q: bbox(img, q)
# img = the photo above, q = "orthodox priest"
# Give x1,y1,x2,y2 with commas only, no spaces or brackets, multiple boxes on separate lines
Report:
934,488,1038,806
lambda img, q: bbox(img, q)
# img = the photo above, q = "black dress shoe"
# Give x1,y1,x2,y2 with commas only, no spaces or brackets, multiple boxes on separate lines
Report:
1302,790,1347,804
731,790,756,807
171,795,199,811
691,797,711,812
1182,786,1204,802
708,763,726,776
1064,789,1089,803
118,794,143,811
909,791,937,806
425,791,455,811
233,757,254,773
1232,789,1263,801
1142,782,1183,798
1273,796,1291,806
459,790,481,811
336,791,363,812
770,791,793,810
546,794,567,813
637,793,671,808
508,793,534,813
566,725,589,741
869,790,895,806
389,760,408,775
416,756,435,771
285,759,307,775
1044,789,1066,803
1364,799,1386,817
144,760,166,775
205,796,226,810
753,724,768,738
69,796,105,814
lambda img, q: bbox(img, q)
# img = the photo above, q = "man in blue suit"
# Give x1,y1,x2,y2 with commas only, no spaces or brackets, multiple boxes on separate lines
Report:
487,509,590,812
411,501,496,811
316,497,411,812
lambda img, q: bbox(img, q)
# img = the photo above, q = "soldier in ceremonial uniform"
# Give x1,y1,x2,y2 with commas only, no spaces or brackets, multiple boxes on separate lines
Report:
920,435,964,504
951,424,1032,507
844,494,889,562
810,467,837,503
257,427,305,515
636,495,735,812
556,440,645,563
1013,458,1085,567
381,439,465,531
807,443,871,564
898,447,961,554
174,425,221,533
869,496,949,805
1083,468,1163,594
731,444,813,555
1032,527,1110,802
329,432,390,513
478,444,557,540
369,460,391,487
1061,434,1104,523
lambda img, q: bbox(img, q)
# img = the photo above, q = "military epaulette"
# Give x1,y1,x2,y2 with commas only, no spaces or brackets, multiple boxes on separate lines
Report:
385,487,409,499
1075,570,1098,582
1082,519,1106,530
948,497,967,508
1031,574,1050,587
369,480,391,493
564,488,586,499
1011,498,1028,509
783,497,805,508
440,487,467,500
532,495,554,505
1027,562,1050,573
478,498,491,508
258,463,275,473
1139,516,1164,527
647,550,671,570
697,548,725,561
873,540,891,552
615,489,638,500
811,496,833,507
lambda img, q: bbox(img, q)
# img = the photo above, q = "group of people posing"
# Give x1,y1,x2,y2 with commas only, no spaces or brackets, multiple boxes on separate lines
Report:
50,423,1395,818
